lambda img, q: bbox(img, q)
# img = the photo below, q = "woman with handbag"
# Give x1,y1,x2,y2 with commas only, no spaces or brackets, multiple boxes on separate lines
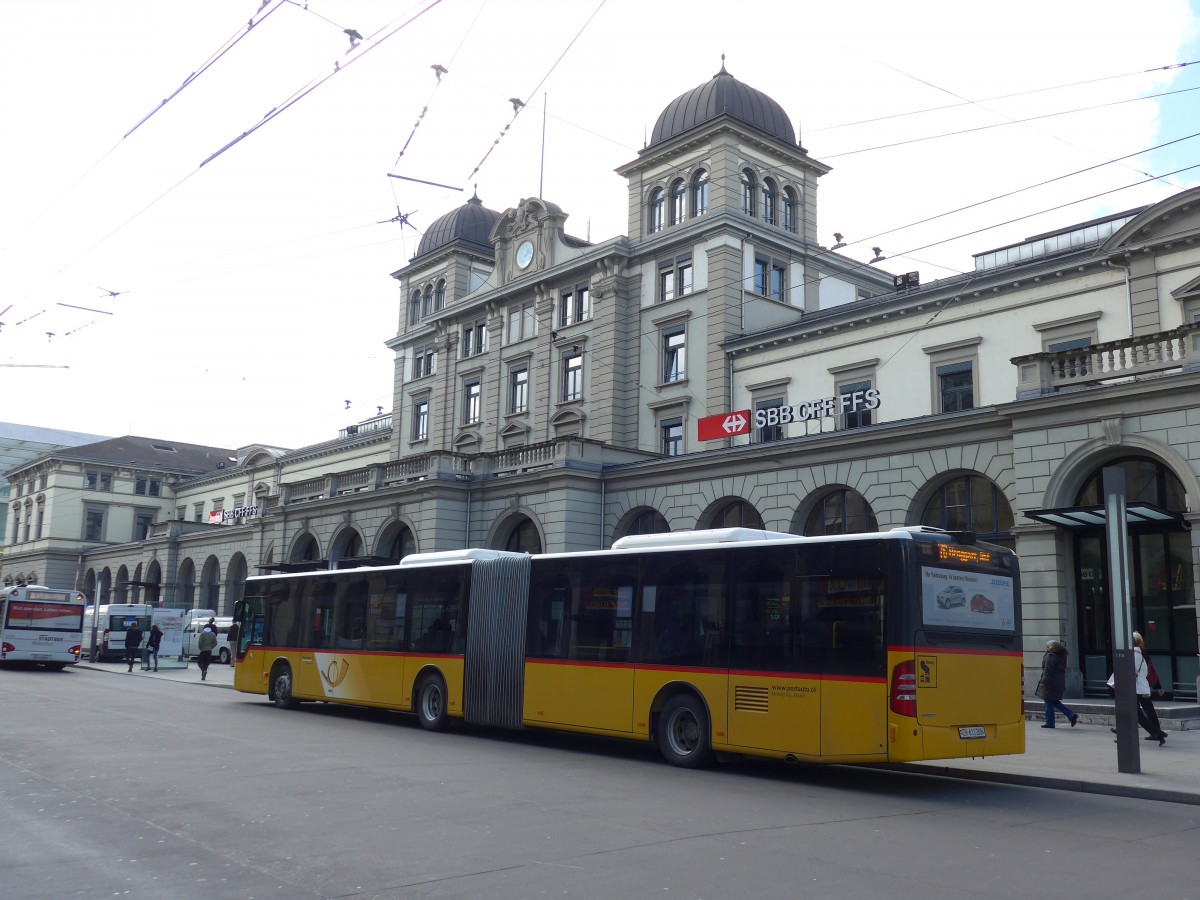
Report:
1133,632,1168,746
1106,632,1168,746
1038,640,1079,728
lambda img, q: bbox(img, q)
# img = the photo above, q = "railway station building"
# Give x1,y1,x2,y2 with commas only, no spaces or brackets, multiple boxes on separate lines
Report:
4,65,1199,700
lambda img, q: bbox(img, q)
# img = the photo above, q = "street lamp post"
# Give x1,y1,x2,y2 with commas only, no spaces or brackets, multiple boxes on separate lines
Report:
1104,466,1140,774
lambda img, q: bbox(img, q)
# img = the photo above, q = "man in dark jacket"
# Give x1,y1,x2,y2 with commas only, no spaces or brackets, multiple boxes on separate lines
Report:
125,621,144,673
1039,640,1079,728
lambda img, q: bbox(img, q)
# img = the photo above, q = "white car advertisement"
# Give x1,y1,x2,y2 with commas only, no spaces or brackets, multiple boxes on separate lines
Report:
921,566,1015,631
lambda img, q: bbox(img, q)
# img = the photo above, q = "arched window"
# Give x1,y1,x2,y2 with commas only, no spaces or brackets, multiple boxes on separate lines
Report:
804,489,878,535
648,188,665,234
503,517,542,554
741,169,757,216
762,178,778,225
621,508,669,538
435,279,446,310
382,525,416,563
921,475,1014,547
708,500,763,530
177,560,195,608
782,187,798,233
669,179,686,225
422,285,434,317
408,290,421,325
1074,456,1185,510
691,169,708,216
225,554,248,617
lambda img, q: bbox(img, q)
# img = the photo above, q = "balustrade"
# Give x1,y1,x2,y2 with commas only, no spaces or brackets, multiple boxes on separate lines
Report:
1013,324,1200,398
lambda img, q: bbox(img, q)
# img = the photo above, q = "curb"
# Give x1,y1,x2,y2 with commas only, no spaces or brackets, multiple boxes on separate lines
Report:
882,762,1200,807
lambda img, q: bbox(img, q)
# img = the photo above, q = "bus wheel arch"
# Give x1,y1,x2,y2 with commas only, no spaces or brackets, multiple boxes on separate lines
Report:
651,684,714,769
269,660,299,709
413,667,450,732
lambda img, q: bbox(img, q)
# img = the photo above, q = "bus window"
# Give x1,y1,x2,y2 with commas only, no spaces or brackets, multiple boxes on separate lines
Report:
299,578,337,649
640,550,727,668
363,574,404,652
527,561,568,660
797,542,887,677
730,548,797,671
266,583,298,647
335,581,368,650
408,568,467,653
528,557,636,662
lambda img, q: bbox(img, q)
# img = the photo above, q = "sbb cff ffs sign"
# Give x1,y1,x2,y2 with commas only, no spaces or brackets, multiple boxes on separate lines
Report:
697,411,751,441
757,388,881,427
698,390,883,442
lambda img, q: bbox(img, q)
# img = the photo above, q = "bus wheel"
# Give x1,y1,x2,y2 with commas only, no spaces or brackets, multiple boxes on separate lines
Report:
271,664,299,710
658,694,713,768
218,647,231,665
415,673,450,731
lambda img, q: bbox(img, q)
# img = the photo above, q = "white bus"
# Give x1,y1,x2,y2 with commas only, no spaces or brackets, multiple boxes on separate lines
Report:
82,603,154,661
0,585,87,670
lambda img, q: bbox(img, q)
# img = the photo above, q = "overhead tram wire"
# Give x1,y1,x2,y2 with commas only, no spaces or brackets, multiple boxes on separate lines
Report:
845,129,1200,251
22,2,290,232
465,0,608,182
822,84,1200,160
808,58,1200,134
123,0,290,140
200,0,447,169
390,0,490,169
831,52,1197,189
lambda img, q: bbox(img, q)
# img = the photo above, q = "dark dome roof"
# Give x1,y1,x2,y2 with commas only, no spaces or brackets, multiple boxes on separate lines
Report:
415,193,501,259
649,62,796,149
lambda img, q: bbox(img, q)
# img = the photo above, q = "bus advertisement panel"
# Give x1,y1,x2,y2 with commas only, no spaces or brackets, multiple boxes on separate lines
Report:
0,586,87,669
921,565,1016,630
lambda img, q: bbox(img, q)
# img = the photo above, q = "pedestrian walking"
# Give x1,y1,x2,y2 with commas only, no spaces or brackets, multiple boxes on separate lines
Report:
146,624,163,672
197,624,217,681
226,619,241,666
1037,640,1079,728
1133,631,1168,746
125,620,144,672
1107,631,1168,746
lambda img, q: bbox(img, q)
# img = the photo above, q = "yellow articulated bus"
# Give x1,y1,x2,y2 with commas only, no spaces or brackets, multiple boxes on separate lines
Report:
232,526,1023,767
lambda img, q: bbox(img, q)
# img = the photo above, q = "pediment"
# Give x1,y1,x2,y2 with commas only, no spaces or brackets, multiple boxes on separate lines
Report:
1104,186,1200,251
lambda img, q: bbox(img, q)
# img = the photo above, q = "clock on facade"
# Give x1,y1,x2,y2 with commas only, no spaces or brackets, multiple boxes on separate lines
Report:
516,240,534,269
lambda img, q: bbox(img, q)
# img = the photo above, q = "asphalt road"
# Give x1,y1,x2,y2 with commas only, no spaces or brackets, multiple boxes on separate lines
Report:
1,665,1198,900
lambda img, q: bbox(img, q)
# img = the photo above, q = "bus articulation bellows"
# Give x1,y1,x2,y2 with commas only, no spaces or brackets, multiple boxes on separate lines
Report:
232,527,1024,767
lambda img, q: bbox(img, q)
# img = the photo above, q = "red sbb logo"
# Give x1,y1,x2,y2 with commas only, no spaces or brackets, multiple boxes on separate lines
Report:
697,410,750,441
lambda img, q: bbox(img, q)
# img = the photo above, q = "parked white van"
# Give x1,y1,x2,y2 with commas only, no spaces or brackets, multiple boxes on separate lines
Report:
182,617,233,664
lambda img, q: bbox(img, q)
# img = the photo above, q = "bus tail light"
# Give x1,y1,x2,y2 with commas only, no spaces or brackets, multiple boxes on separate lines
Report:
1,642,13,656
69,645,81,657
890,659,917,717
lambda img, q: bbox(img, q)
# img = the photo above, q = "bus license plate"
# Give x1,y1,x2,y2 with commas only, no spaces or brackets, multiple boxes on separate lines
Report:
32,653,51,660
958,726,986,740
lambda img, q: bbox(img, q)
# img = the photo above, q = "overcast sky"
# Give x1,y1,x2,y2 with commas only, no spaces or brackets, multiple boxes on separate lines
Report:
2,0,1197,451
